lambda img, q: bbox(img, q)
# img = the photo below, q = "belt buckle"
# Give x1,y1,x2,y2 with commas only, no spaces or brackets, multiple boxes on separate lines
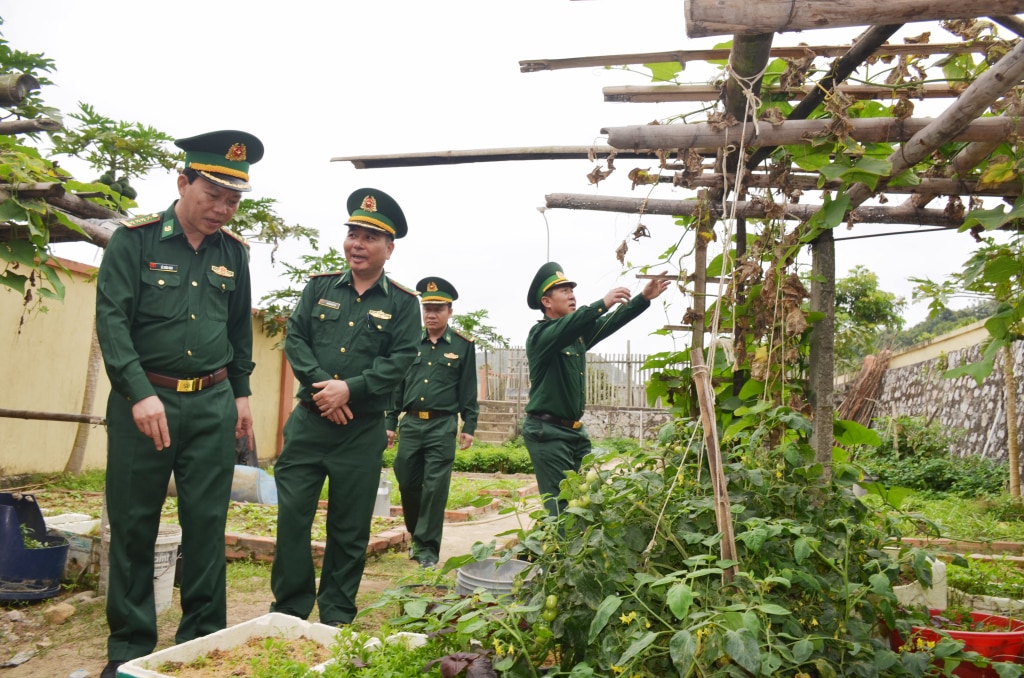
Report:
418,411,430,420
176,378,201,393
572,420,582,430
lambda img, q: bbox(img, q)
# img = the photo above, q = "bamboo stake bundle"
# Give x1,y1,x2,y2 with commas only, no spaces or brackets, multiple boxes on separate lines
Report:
837,350,892,426
690,350,738,582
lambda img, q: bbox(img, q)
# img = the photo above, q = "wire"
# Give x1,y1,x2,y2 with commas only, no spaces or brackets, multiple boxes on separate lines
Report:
833,227,953,241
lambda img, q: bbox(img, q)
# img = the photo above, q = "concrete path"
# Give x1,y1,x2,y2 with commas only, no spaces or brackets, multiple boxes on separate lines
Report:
438,501,541,564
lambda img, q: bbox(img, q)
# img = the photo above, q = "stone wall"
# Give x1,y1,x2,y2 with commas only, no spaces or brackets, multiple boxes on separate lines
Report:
582,405,673,444
873,340,1024,463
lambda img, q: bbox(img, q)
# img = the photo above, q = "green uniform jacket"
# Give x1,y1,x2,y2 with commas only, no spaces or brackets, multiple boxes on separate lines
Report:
385,326,479,435
96,203,254,402
525,295,650,421
285,269,420,413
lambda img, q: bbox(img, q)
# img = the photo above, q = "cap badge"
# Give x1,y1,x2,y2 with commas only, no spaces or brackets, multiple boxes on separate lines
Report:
427,282,439,292
556,271,565,278
360,195,378,212
225,143,247,162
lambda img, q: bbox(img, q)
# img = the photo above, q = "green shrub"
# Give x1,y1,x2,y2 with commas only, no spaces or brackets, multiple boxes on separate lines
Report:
948,557,1024,600
854,416,1007,497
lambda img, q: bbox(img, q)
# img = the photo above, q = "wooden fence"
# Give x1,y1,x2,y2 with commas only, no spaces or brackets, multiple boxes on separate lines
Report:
477,346,657,408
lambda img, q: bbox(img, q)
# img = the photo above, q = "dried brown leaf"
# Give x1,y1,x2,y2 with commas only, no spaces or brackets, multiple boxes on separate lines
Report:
587,165,613,185
615,239,628,265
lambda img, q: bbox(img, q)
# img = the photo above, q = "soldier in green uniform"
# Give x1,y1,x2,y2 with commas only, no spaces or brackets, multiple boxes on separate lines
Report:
385,277,479,568
95,130,262,677
270,188,420,626
524,262,669,516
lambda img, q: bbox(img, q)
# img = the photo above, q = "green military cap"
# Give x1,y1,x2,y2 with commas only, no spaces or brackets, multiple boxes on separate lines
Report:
345,188,408,239
175,130,264,192
417,276,458,304
527,261,576,310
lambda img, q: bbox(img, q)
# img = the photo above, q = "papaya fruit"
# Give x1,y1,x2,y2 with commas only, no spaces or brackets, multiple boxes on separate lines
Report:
121,185,138,200
109,182,123,194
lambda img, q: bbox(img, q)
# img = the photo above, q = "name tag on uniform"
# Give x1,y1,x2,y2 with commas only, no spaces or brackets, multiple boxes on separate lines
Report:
149,262,178,272
211,265,235,278
444,352,459,359
369,309,392,320
318,299,341,309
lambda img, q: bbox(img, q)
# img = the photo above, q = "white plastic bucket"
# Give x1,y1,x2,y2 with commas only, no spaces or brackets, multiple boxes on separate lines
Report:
100,523,182,614
229,465,278,504
373,471,391,517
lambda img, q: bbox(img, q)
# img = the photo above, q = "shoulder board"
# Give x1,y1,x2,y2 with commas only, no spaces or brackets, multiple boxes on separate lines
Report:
390,279,418,297
220,227,249,248
120,213,160,229
453,328,475,343
311,270,344,278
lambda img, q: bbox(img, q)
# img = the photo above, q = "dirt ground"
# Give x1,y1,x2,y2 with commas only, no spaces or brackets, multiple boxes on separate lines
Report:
0,554,418,678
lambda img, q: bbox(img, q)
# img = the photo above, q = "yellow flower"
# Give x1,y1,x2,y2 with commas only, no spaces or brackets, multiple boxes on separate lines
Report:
492,638,503,656
776,470,783,479
620,611,637,625
611,666,624,674
811,618,819,627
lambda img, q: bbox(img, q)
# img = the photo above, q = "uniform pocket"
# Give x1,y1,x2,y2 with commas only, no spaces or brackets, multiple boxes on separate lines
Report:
139,268,182,320
205,269,236,321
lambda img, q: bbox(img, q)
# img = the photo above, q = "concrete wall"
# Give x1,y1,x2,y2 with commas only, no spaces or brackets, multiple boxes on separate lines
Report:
583,405,673,445
872,323,1024,463
0,258,294,476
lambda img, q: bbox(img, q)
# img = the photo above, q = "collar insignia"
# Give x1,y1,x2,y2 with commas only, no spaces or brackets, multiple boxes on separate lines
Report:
368,309,392,320
211,265,235,278
360,195,378,212
226,143,247,161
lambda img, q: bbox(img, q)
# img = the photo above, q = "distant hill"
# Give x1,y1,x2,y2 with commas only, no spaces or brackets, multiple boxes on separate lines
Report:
888,300,997,350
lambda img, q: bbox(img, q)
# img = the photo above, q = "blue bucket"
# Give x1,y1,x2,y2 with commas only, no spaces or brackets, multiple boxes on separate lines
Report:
0,493,69,600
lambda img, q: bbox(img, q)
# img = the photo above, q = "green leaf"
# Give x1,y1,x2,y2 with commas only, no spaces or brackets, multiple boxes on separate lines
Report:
644,61,683,83
667,583,694,620
617,631,657,665
979,159,1017,187
756,603,791,616
834,419,881,446
960,195,1024,232
869,572,892,595
588,595,622,643
794,537,811,564
669,630,697,675
724,628,760,673
792,638,813,663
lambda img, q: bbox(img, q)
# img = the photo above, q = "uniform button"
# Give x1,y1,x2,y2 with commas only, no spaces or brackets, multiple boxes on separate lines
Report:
340,347,346,353
377,324,382,330
356,298,362,303
334,374,339,379
157,279,165,286
187,350,193,356
348,321,354,327
432,345,436,350
190,314,196,320
221,283,226,290
427,362,432,366
417,352,421,356
192,281,198,287
423,379,429,383
420,397,425,401
320,313,325,320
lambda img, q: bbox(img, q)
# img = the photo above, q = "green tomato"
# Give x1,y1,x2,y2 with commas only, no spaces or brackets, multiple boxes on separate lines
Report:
577,494,591,508
585,469,599,484
534,621,552,638
545,594,559,610
541,608,558,622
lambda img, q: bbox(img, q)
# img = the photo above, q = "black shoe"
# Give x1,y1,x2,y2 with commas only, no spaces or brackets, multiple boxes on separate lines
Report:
320,620,349,628
418,560,437,570
101,660,125,678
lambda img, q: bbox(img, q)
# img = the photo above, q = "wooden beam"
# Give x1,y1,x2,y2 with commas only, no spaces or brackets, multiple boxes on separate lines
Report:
519,43,987,73
603,82,966,103
545,192,966,227
331,146,670,169
684,0,1024,37
602,116,1022,151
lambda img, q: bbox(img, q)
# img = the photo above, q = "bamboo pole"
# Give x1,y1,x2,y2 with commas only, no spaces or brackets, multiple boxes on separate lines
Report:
545,193,968,227
1004,345,1021,498
0,118,62,135
602,116,1023,152
333,146,662,169
0,407,105,425
519,43,984,73
690,349,738,582
808,230,836,471
684,0,1024,38
605,82,962,104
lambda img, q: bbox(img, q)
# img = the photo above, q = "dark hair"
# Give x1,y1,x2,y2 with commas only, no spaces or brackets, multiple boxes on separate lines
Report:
182,167,201,184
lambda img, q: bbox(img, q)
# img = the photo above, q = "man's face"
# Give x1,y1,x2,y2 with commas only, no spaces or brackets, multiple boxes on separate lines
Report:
422,302,452,332
541,284,576,319
344,225,394,277
175,174,242,238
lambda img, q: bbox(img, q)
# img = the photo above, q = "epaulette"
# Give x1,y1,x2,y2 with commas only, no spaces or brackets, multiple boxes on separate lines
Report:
311,270,344,278
120,213,160,229
390,279,418,297
220,227,250,248
453,328,475,343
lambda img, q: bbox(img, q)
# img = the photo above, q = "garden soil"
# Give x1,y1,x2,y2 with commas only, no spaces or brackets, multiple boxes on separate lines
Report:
0,507,530,678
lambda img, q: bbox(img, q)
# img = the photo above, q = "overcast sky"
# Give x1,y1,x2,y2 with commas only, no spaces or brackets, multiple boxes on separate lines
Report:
3,2,1002,355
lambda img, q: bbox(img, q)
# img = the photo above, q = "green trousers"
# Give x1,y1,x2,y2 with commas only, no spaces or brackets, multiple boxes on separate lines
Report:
393,415,458,563
105,380,235,661
270,406,386,624
522,416,591,517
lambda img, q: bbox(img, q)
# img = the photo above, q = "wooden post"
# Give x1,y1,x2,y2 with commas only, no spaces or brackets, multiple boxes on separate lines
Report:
808,229,835,472
691,350,737,582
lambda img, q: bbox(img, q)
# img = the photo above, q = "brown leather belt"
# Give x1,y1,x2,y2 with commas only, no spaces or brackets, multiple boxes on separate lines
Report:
528,412,583,430
145,367,228,393
405,409,454,421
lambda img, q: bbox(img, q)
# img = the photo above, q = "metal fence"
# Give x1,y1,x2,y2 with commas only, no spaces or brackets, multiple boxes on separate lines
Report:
478,347,657,407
